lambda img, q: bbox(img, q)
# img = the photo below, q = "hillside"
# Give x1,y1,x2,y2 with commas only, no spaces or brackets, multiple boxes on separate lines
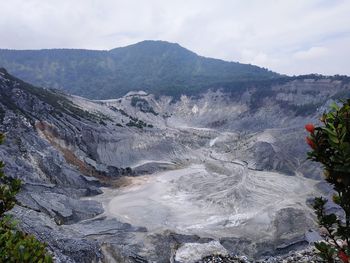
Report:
0,41,279,99
1,68,350,261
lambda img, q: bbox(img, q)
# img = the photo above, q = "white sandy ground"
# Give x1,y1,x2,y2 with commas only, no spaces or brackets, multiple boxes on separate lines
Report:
92,161,319,240
130,160,175,169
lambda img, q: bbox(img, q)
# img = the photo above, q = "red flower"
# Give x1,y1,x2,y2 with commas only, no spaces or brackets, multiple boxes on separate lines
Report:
305,123,315,133
339,250,349,263
306,137,316,149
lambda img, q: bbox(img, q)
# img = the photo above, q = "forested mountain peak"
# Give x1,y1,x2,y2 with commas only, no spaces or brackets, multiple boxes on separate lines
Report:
0,40,279,99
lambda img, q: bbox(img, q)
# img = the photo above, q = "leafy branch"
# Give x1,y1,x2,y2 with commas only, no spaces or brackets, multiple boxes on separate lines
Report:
306,99,350,263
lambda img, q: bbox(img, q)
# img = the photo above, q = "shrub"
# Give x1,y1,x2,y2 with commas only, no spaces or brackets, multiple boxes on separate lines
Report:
306,99,350,262
130,97,158,115
0,133,53,263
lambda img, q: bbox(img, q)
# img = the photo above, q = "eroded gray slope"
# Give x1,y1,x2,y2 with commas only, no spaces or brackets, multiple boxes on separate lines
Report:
1,68,350,261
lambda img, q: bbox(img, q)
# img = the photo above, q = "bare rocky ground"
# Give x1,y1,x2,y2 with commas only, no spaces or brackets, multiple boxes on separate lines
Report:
196,247,320,263
1,68,349,262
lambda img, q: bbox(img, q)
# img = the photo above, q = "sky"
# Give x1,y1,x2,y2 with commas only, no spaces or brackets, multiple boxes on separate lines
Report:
0,0,349,76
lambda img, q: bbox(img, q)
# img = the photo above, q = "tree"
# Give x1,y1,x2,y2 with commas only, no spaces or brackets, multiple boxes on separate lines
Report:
306,99,350,262
0,133,53,263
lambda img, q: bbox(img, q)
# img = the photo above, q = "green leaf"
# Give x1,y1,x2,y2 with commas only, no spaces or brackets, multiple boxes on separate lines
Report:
330,102,340,111
323,127,337,136
328,134,339,144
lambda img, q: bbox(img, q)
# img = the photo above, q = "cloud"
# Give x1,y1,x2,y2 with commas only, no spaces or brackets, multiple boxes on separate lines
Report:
0,0,349,75
293,47,328,60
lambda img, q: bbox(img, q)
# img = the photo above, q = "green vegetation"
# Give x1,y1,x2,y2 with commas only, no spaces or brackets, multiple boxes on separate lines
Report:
0,41,279,99
126,117,149,129
130,97,158,115
295,74,350,83
0,68,111,124
305,100,350,262
0,133,53,263
1,43,349,101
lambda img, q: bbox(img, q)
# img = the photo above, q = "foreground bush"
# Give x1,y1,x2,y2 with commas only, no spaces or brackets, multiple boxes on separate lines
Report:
0,133,52,263
306,99,350,262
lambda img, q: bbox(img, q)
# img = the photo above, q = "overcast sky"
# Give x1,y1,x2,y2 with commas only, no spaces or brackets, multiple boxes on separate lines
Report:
0,0,349,75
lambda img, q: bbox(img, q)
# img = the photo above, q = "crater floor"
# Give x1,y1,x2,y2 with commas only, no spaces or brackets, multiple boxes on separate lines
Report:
98,160,318,242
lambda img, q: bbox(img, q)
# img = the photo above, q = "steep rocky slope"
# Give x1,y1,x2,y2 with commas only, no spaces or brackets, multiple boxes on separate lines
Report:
0,68,350,262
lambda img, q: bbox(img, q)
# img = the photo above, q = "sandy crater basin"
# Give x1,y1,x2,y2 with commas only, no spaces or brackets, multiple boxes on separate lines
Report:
102,162,318,240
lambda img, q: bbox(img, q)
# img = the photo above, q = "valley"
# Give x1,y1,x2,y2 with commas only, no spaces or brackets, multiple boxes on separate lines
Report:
2,66,349,262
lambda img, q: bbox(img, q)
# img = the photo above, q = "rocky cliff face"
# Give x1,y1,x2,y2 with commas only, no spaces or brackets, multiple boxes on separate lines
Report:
0,68,349,262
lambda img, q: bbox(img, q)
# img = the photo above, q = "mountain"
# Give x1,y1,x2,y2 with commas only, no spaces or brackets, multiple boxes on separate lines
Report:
1,67,350,261
0,40,279,99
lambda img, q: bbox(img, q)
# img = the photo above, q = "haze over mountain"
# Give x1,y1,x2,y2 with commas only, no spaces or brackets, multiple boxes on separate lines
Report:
0,40,279,99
